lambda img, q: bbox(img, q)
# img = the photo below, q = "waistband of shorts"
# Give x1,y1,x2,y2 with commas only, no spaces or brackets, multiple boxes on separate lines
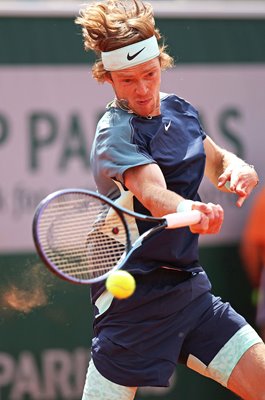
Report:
134,267,194,285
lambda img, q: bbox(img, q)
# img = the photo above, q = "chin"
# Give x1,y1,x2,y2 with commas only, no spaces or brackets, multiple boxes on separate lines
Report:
135,106,154,118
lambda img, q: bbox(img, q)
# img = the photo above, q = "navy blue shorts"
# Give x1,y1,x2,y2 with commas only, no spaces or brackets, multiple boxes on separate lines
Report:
91,268,249,387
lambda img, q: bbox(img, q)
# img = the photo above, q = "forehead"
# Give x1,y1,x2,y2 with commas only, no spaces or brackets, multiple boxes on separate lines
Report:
112,57,160,77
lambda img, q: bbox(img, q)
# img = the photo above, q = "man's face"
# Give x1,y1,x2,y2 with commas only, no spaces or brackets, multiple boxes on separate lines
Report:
108,58,161,117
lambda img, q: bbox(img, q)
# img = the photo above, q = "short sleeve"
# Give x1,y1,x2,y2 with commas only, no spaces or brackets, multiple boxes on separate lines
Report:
91,110,154,185
186,101,207,140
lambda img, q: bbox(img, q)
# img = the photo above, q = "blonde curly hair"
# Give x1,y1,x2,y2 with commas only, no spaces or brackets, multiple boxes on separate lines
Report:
75,0,174,82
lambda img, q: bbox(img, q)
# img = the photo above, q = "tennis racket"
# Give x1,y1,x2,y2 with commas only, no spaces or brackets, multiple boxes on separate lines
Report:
32,189,201,284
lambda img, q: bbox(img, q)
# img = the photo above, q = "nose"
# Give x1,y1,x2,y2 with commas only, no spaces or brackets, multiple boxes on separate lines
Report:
135,80,148,95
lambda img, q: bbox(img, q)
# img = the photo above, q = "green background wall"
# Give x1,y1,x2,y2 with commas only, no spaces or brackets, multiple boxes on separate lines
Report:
1,18,265,64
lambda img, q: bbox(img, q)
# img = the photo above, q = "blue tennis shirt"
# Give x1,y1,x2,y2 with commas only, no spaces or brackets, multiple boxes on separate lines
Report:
90,92,206,301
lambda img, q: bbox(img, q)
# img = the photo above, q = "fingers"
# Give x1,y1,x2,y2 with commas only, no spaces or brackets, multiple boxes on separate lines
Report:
190,202,224,234
236,195,247,208
232,180,249,207
218,164,259,208
217,172,230,189
231,178,254,208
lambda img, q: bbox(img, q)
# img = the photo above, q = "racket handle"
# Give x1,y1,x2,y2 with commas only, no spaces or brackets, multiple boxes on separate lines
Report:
164,210,201,229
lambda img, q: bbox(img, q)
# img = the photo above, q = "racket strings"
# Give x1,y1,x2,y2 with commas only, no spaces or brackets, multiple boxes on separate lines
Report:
38,194,127,281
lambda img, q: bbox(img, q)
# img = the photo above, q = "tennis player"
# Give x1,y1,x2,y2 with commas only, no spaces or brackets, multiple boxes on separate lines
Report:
75,1,265,399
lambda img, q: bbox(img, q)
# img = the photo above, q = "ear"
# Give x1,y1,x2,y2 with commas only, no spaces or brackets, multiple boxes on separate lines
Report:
104,72,113,85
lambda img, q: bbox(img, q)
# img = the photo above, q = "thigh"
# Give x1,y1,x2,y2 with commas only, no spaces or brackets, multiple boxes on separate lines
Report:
82,358,137,400
180,294,263,387
227,342,265,400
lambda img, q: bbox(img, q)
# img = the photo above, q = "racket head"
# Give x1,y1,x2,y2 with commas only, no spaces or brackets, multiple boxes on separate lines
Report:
32,189,131,284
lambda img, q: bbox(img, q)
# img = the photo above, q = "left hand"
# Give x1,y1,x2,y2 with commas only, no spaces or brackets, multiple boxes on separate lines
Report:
217,163,259,207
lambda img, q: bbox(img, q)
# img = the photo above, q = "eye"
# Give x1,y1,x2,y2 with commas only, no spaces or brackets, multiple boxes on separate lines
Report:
122,78,132,84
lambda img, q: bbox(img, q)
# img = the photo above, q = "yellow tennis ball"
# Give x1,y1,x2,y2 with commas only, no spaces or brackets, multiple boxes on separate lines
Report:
106,270,136,299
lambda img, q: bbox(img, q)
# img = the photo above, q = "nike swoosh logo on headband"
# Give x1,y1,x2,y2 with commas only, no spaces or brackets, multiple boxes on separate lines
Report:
127,47,145,61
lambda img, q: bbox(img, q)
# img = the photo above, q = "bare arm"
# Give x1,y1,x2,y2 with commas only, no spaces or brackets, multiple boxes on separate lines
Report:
204,135,259,207
123,136,258,234
124,163,183,217
124,163,223,234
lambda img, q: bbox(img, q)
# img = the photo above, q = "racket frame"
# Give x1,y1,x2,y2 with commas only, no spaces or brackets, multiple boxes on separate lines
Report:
33,189,134,284
32,188,200,284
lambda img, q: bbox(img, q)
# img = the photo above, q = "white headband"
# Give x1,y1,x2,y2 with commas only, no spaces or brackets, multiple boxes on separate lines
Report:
101,36,160,71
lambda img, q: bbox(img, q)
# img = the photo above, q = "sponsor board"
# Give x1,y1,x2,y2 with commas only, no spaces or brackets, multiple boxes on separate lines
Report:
0,65,264,251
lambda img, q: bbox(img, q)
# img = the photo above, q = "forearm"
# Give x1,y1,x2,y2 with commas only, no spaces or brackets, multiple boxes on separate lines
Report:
124,163,224,235
138,185,184,217
205,137,254,187
124,163,186,217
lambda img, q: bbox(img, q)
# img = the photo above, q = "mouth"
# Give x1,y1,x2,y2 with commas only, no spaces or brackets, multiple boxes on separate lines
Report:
136,98,151,106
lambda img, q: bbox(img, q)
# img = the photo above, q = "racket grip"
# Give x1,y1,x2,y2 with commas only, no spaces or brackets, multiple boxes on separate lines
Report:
164,210,201,229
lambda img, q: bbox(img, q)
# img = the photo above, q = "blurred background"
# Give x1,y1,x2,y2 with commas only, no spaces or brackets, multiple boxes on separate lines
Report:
0,1,264,399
